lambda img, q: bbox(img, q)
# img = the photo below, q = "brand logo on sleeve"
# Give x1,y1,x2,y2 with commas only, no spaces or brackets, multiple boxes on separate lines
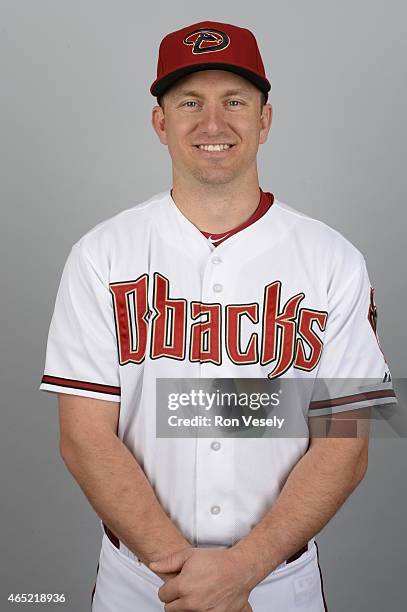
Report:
383,370,392,383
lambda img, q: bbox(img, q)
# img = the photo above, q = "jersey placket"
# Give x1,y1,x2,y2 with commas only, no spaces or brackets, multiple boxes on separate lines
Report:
194,246,237,548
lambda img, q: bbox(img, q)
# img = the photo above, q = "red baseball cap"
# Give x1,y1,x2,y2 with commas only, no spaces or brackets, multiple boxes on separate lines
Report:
150,21,271,102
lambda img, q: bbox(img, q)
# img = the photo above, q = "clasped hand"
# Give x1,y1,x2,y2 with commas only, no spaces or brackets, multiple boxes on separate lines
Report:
149,546,255,611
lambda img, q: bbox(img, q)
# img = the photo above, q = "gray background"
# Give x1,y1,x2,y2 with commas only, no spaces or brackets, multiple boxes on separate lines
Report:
1,0,406,610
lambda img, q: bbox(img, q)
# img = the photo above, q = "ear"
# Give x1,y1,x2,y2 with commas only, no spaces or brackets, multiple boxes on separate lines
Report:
151,105,168,145
259,103,272,145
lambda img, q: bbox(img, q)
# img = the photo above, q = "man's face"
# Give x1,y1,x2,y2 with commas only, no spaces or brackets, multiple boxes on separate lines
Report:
152,70,272,186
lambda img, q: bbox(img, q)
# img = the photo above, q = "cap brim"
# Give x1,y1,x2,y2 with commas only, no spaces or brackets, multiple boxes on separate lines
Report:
150,63,271,100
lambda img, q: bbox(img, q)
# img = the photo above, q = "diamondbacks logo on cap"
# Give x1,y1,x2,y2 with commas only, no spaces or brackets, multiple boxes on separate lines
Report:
183,28,230,54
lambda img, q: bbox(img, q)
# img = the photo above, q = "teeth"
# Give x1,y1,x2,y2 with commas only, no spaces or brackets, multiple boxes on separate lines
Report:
198,144,231,151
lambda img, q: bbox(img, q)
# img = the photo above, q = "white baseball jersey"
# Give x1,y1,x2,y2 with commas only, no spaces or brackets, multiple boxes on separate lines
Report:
39,189,396,554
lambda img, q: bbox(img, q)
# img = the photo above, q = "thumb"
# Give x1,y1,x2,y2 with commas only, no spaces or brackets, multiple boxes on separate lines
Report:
149,549,190,573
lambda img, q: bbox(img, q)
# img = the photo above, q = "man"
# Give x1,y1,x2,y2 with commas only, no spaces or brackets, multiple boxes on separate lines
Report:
39,20,396,611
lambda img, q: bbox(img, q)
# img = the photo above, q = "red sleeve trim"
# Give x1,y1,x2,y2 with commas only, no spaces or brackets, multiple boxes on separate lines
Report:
309,388,396,410
41,375,121,396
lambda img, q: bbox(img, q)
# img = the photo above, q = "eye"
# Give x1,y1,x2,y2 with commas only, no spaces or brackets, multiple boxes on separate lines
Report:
182,100,199,108
228,100,243,107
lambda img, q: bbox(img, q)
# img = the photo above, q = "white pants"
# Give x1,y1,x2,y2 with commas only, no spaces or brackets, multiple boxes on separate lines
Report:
91,534,327,611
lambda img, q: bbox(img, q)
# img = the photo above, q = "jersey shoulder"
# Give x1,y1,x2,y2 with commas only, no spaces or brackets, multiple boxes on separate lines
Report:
63,191,169,279
273,198,367,278
77,190,168,244
69,190,168,258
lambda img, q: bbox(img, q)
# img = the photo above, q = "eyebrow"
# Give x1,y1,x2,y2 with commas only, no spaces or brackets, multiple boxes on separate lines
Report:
172,88,251,100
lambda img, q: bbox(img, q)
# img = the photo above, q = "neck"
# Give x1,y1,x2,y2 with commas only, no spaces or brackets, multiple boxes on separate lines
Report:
171,170,262,234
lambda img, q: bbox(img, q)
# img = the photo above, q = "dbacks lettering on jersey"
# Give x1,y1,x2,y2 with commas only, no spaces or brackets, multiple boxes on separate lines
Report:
110,272,328,379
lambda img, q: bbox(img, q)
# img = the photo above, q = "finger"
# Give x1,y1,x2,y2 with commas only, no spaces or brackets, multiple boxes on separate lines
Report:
155,570,179,583
158,575,183,604
149,549,189,574
229,601,253,612
209,601,252,612
164,600,189,612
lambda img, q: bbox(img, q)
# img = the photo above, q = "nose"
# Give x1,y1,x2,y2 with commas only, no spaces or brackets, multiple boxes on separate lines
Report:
198,102,228,137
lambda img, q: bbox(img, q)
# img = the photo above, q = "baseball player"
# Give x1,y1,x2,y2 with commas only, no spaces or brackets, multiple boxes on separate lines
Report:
39,20,397,612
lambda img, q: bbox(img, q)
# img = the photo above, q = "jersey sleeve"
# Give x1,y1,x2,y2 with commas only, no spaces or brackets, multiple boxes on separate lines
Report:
39,240,121,402
309,257,397,416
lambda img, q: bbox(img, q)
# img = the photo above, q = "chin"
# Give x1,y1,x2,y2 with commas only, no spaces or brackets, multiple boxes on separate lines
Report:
191,168,240,186
196,174,237,186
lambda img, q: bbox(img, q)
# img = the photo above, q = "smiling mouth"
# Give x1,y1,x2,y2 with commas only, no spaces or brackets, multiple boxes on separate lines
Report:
194,144,236,153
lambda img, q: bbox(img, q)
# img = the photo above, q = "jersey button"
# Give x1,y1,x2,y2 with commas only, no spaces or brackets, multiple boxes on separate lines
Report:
211,505,221,515
211,441,221,451
213,283,223,293
212,256,222,265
